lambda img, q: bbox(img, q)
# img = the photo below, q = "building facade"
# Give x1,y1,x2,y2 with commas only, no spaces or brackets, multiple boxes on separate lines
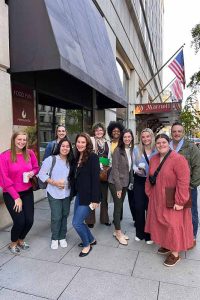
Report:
0,0,164,228
94,0,164,138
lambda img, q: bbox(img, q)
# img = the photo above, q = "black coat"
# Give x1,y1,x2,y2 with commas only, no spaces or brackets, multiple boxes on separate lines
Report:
74,152,100,205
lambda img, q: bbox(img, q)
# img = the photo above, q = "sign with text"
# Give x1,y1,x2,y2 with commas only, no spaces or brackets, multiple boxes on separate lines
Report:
135,102,182,114
12,85,35,126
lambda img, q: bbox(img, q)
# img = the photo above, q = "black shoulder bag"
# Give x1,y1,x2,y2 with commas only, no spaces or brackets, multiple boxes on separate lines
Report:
149,150,172,186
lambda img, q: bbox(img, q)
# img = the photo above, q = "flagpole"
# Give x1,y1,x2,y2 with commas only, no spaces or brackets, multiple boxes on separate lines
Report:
151,77,176,103
137,44,185,96
163,94,171,103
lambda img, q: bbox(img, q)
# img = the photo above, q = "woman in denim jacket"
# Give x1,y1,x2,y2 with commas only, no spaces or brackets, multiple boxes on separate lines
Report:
43,125,67,160
132,128,156,244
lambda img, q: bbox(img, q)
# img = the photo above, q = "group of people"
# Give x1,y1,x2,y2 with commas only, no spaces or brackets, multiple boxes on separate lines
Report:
0,121,199,266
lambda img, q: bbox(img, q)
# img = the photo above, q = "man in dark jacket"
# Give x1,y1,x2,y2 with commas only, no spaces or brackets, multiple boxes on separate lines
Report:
170,122,200,248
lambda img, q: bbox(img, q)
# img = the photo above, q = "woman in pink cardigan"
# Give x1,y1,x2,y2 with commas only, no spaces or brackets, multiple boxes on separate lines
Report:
0,131,39,254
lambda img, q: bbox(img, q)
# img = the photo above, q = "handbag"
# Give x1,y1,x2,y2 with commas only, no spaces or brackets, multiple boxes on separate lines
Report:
165,187,192,208
100,165,111,182
99,156,110,182
30,175,39,191
38,156,56,189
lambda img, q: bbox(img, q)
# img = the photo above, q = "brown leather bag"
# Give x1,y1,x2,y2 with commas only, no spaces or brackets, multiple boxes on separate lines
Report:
165,187,192,209
99,166,111,182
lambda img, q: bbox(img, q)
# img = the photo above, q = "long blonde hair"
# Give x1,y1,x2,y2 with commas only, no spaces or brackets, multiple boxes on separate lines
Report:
138,128,155,159
11,131,29,162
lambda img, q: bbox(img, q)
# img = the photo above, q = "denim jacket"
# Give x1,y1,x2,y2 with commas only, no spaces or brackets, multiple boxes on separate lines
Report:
43,140,57,161
133,146,157,177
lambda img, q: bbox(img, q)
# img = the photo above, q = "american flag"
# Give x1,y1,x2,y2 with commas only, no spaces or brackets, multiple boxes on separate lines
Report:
168,49,185,88
170,79,183,102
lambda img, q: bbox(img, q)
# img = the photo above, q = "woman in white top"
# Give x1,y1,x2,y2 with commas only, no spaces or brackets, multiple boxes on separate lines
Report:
38,137,74,249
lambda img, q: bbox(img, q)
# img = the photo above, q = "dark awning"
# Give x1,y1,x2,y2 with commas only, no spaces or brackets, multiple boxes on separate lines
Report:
9,0,127,108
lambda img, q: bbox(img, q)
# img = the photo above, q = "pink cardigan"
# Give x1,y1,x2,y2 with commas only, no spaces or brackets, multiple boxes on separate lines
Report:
0,150,39,200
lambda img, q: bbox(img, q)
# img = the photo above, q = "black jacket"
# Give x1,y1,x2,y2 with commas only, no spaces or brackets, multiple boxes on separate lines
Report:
74,152,100,205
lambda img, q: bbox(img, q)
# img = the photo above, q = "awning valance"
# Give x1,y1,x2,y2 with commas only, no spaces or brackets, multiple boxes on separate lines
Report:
9,0,127,108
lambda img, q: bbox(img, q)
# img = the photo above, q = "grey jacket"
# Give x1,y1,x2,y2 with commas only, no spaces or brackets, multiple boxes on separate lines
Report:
108,147,130,191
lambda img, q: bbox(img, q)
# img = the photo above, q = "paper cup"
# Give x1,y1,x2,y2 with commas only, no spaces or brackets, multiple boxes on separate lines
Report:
138,163,145,169
23,172,29,183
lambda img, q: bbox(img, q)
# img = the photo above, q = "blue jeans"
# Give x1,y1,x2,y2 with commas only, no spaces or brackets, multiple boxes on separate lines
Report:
72,195,95,247
191,187,199,238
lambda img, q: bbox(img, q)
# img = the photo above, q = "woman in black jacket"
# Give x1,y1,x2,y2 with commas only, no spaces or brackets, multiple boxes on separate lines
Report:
72,133,100,257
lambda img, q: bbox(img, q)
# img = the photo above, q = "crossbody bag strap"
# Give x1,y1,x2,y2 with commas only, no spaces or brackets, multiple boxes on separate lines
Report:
49,155,56,178
143,150,149,165
51,141,58,155
154,150,172,177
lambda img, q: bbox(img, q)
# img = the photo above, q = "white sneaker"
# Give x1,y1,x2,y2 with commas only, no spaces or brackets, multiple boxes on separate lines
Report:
146,240,154,245
59,239,68,248
51,240,58,250
135,236,142,242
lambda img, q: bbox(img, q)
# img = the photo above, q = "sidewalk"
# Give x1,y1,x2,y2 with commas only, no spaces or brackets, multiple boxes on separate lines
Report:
0,193,200,300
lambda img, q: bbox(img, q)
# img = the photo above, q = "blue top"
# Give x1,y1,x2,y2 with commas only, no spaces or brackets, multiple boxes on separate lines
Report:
38,155,70,199
133,146,157,177
43,140,57,161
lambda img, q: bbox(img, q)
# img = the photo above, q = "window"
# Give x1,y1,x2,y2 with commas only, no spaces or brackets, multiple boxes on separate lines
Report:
116,59,129,126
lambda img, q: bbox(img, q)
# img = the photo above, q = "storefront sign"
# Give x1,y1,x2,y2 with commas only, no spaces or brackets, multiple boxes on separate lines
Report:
12,85,35,126
135,102,182,114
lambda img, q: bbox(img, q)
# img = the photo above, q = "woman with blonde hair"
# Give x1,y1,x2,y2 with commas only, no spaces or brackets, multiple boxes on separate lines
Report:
0,131,39,254
131,128,156,244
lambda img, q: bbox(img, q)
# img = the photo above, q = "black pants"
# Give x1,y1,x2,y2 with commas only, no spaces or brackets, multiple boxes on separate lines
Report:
109,183,127,230
3,188,34,242
133,175,150,241
127,189,136,222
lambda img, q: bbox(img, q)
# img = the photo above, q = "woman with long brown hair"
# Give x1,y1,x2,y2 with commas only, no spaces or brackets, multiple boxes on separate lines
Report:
0,131,39,254
43,125,67,160
38,137,75,250
72,133,100,257
108,129,134,245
